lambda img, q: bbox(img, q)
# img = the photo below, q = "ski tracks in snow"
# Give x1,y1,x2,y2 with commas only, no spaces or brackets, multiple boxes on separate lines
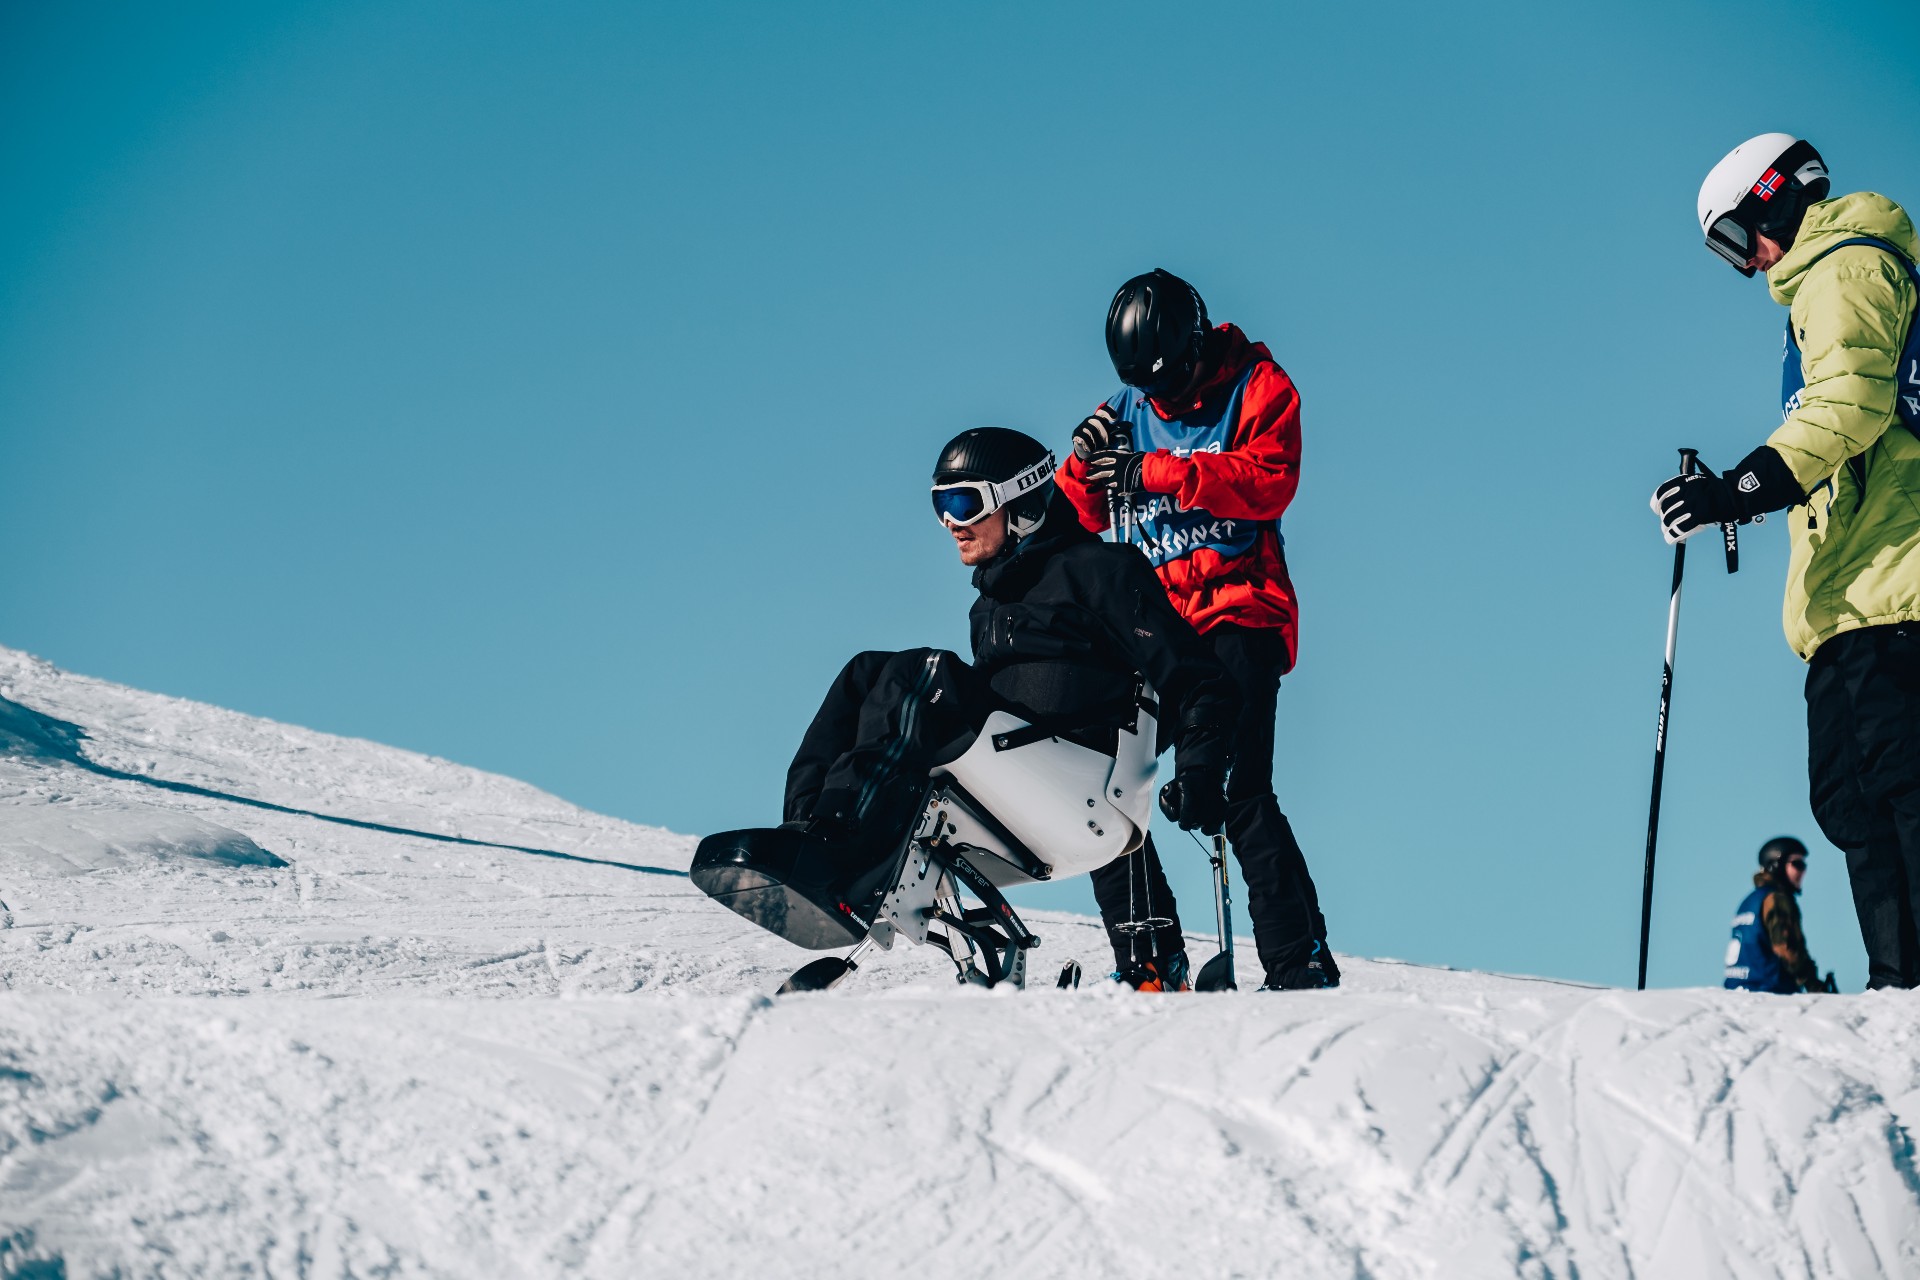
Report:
0,994,789,1278
5,646,1920,1278
7,921,1920,1279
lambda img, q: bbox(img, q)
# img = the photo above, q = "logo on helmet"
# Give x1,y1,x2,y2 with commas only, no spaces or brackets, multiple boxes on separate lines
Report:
1752,168,1783,201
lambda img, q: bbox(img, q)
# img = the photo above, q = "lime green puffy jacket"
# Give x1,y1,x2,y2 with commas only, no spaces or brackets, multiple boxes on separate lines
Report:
1764,193,1920,659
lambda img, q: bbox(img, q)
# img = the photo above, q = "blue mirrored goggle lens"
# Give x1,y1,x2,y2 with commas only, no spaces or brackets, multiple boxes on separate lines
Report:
932,487,988,524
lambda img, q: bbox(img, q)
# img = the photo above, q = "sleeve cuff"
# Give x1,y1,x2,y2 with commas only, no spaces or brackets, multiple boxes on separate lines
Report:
1139,451,1183,496
1725,445,1807,520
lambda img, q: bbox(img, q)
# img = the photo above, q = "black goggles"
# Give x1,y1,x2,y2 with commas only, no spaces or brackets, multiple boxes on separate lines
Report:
1125,347,1200,399
1706,212,1759,277
930,453,1055,527
1135,369,1188,399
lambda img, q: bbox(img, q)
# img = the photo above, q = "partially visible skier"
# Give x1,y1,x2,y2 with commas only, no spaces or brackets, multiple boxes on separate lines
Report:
1724,836,1837,994
1652,134,1920,990
722,428,1236,965
1057,269,1335,991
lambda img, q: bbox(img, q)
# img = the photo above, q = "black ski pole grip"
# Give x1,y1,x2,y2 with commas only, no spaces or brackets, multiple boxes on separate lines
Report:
1678,447,1700,476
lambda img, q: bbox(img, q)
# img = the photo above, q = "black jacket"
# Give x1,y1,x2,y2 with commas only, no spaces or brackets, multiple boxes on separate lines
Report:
969,491,1235,774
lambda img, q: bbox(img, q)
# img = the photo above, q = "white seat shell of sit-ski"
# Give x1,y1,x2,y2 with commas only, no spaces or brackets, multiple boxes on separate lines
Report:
931,691,1159,887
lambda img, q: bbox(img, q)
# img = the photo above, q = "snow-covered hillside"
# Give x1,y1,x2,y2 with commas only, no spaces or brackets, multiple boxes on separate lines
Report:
2,647,1916,1279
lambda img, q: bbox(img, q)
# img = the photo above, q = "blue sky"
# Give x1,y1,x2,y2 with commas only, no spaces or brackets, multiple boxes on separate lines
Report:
5,0,1918,988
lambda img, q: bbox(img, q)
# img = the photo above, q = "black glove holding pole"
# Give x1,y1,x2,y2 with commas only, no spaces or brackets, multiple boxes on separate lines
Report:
1085,448,1146,496
1159,769,1227,835
1071,406,1128,461
1651,445,1805,545
1074,406,1146,496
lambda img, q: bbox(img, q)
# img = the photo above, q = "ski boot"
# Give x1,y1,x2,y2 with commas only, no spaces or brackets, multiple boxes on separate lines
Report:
1258,941,1335,991
1317,943,1342,988
1115,950,1192,993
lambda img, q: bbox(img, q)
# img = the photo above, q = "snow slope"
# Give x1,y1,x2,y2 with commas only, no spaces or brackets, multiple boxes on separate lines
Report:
1,646,1916,1279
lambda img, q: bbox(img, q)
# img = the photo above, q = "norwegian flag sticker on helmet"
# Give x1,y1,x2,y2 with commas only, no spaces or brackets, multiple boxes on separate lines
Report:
1753,168,1783,201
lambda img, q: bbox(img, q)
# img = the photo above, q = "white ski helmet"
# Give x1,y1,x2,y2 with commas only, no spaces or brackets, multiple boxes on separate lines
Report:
1697,133,1830,276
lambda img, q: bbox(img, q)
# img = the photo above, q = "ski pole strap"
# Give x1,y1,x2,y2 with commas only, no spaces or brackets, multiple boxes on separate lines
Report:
1678,448,1738,574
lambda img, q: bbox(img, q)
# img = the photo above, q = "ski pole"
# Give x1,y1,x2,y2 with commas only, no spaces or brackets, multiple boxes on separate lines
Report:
1106,430,1133,547
1192,830,1237,991
1209,833,1234,982
1638,446,1699,990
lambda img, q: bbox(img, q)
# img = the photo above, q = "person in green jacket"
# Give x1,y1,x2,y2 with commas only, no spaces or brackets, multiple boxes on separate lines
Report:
1652,133,1920,990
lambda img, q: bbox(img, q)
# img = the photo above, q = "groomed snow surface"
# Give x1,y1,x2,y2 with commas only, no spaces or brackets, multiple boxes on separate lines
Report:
1,647,1916,1279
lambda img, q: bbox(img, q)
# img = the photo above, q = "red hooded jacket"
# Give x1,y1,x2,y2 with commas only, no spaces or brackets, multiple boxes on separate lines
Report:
1057,324,1301,669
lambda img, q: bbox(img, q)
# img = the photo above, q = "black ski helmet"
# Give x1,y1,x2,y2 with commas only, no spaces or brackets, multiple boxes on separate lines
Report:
932,427,1055,539
1105,268,1210,397
1758,835,1809,875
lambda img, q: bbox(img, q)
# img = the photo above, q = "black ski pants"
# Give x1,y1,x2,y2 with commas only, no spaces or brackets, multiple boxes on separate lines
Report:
1806,623,1920,989
1090,623,1326,978
784,649,986,835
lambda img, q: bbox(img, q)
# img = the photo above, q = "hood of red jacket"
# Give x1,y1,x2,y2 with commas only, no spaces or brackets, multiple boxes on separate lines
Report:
1148,323,1270,418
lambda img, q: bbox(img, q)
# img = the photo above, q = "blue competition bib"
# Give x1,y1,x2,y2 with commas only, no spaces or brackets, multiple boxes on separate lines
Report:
1104,364,1280,569
1723,885,1794,993
1782,235,1920,429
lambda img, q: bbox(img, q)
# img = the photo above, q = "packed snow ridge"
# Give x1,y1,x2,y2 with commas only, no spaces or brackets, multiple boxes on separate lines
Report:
0,646,1916,1279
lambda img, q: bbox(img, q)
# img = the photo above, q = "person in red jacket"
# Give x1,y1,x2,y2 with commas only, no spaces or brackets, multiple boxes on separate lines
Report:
1058,268,1335,990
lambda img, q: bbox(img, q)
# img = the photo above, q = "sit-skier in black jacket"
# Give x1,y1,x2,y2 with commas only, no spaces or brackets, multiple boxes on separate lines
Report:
778,430,1236,976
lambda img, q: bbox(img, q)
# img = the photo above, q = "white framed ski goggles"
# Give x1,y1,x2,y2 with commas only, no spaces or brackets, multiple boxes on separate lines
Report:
931,453,1056,527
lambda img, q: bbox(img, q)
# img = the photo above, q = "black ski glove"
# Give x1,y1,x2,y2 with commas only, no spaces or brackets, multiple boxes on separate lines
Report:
1651,470,1737,544
1084,447,1147,496
1072,406,1129,462
1651,445,1804,545
1159,769,1227,835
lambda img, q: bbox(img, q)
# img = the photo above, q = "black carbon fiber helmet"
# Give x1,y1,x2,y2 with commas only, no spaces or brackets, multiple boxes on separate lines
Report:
1105,268,1209,396
931,427,1055,539
1758,835,1808,875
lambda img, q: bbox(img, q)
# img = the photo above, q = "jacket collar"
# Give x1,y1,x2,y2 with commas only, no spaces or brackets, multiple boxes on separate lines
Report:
1766,192,1920,306
973,491,1096,599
